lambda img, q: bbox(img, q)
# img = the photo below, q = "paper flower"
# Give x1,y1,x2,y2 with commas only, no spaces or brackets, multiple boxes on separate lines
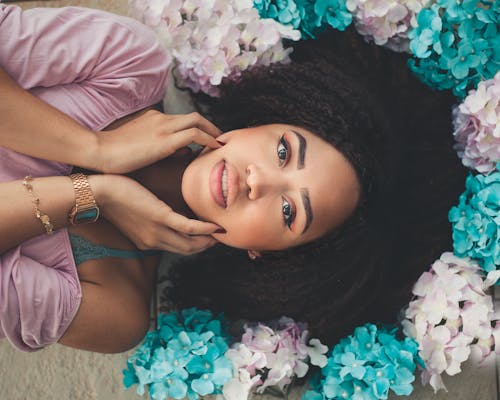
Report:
448,167,500,274
223,317,328,400
407,0,500,97
123,308,232,400
303,324,420,400
401,253,499,392
452,71,500,173
346,0,432,52
130,0,301,96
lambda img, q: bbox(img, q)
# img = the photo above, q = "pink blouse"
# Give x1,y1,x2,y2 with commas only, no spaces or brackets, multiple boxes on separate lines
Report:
0,5,170,351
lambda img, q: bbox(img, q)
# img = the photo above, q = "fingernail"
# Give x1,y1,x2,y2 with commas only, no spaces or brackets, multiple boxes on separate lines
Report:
216,140,226,146
215,228,226,234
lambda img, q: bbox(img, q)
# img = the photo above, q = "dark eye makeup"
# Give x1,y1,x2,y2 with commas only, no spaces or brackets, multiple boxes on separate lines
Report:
277,134,296,230
277,135,290,166
281,196,296,229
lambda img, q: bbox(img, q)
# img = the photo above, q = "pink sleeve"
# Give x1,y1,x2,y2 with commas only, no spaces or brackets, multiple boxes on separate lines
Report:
0,5,170,351
0,5,171,130
0,231,81,352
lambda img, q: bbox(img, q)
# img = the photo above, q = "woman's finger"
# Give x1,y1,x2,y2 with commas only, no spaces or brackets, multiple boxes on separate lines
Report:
168,112,222,138
164,210,223,235
165,127,222,153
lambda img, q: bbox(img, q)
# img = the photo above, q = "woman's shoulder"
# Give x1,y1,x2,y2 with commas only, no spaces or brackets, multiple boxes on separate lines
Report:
0,5,171,97
1,4,171,132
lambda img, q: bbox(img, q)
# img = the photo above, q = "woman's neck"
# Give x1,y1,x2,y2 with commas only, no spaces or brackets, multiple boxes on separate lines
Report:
128,153,195,218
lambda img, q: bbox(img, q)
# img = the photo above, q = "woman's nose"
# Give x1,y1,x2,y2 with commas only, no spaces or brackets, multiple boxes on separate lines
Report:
246,164,275,200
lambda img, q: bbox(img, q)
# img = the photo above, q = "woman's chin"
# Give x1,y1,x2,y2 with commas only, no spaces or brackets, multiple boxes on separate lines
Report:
210,234,240,249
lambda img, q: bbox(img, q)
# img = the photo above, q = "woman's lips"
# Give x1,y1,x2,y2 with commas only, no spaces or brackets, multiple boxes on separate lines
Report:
209,160,240,208
225,161,239,207
210,160,226,208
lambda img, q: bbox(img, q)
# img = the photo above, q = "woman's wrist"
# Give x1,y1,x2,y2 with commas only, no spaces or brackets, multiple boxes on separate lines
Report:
86,174,112,210
79,131,102,172
86,173,130,216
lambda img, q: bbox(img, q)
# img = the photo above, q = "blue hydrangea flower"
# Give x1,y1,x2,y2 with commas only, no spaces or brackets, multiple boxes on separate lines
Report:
253,0,352,39
313,0,352,31
303,324,420,400
123,308,232,400
408,6,444,58
407,0,500,97
255,0,304,29
449,163,500,275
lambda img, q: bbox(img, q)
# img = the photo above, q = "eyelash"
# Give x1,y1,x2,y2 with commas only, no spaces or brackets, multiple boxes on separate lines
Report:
282,196,296,229
277,135,290,167
277,135,295,229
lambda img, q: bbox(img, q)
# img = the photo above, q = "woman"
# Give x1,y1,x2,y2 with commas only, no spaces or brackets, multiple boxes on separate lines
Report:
165,27,468,345
0,5,359,353
0,4,465,353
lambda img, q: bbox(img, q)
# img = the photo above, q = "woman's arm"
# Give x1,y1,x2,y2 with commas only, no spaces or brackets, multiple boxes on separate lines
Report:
0,4,169,170
0,5,221,173
0,175,82,254
0,67,99,170
0,173,219,255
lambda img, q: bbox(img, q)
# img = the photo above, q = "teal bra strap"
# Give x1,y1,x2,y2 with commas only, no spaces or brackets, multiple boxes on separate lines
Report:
69,233,159,266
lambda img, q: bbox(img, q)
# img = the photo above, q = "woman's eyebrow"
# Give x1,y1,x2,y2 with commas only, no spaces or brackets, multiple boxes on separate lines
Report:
300,188,313,234
292,130,306,169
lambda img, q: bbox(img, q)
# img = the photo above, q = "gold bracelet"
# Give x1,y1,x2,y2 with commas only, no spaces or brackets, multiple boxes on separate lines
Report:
22,176,54,235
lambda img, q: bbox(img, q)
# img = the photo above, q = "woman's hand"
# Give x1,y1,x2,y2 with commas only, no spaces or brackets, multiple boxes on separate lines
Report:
89,174,220,255
96,110,222,174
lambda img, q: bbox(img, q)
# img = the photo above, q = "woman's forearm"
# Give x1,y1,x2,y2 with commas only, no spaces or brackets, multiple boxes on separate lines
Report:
0,174,105,254
0,67,100,170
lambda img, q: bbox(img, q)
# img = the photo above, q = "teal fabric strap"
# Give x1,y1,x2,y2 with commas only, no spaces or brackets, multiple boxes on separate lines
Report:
69,233,159,266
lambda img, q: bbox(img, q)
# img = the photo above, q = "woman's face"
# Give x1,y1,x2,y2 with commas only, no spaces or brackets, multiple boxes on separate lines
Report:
182,124,360,251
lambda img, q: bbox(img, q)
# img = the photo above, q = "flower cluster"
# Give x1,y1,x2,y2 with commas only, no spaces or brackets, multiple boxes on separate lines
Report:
346,0,431,52
303,324,420,400
448,167,500,274
123,308,232,400
253,0,352,39
223,317,328,400
129,0,300,96
453,71,500,173
402,253,500,392
407,0,500,97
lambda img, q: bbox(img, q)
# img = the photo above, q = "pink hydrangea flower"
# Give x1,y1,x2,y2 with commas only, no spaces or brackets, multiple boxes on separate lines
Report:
223,317,328,400
452,71,500,173
129,0,300,96
402,253,498,393
345,0,432,52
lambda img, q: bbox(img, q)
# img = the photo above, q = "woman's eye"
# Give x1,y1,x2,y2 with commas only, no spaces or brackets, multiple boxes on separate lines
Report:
282,197,296,229
277,135,289,166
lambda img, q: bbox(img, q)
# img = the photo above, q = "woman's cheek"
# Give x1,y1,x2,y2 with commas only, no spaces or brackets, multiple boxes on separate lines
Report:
219,213,275,250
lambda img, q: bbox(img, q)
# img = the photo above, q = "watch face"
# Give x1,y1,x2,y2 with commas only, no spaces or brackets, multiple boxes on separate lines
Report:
74,207,100,224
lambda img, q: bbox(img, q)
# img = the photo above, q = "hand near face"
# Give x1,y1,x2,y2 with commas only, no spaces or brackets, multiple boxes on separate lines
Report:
95,110,222,174
89,174,220,255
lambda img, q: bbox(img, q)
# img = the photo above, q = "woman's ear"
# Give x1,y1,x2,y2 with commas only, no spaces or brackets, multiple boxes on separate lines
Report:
247,250,262,260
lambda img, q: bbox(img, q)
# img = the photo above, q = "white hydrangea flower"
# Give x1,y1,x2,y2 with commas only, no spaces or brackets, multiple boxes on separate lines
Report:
402,253,498,393
346,0,433,52
453,71,500,173
129,0,300,96
223,369,261,400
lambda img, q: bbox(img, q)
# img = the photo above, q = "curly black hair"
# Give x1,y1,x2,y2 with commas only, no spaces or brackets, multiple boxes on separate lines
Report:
165,27,467,346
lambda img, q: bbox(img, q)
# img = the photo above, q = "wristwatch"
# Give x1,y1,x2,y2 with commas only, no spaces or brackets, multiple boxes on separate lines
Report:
68,173,100,225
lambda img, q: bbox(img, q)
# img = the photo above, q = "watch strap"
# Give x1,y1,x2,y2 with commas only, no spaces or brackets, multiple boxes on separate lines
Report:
69,173,99,225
